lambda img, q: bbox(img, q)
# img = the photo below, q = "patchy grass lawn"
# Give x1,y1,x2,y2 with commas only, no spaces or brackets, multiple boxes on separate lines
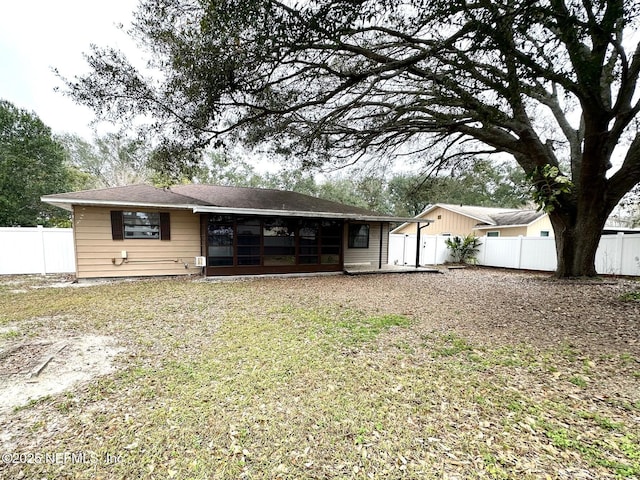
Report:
0,270,639,479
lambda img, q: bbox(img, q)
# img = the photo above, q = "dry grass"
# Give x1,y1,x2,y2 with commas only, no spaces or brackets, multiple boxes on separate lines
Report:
0,269,639,479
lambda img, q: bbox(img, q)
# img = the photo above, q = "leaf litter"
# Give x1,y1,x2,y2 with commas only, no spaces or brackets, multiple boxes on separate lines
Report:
0,268,638,479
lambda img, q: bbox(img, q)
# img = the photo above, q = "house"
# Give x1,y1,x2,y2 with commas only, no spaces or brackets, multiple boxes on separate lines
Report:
42,184,424,279
391,204,554,238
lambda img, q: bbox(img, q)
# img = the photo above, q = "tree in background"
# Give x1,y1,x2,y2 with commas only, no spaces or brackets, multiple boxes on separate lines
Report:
60,131,152,188
0,100,74,226
389,161,530,216
64,0,640,277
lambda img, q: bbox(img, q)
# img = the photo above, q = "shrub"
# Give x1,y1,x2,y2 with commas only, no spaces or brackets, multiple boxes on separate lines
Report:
445,234,482,264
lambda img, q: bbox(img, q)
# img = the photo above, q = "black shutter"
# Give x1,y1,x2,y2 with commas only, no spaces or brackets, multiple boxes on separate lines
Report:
160,212,171,241
111,211,124,241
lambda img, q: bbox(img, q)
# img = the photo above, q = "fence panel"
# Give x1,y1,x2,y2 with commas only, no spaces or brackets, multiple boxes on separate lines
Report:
596,233,640,277
389,234,453,266
519,237,557,271
388,234,407,266
478,237,521,269
0,227,75,275
389,232,639,276
42,229,76,274
618,234,640,276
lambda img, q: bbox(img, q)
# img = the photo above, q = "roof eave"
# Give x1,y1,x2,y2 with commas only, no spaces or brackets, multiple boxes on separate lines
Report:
41,197,197,211
192,205,431,223
474,223,531,230
41,196,433,224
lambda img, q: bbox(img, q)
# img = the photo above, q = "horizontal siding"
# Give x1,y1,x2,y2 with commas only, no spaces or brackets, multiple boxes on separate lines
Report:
526,215,554,236
395,207,478,236
73,206,202,278
343,222,388,266
475,226,527,237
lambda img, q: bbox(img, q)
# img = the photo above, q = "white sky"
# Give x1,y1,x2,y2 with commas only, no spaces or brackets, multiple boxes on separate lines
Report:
0,0,139,137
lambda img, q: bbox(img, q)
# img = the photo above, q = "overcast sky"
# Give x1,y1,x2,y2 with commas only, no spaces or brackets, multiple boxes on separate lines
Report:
0,0,139,137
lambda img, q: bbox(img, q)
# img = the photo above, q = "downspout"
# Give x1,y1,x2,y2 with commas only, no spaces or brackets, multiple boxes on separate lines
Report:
415,222,431,268
415,222,420,268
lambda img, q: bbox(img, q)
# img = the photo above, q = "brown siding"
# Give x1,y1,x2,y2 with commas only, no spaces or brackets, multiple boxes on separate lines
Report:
73,206,201,279
343,222,388,267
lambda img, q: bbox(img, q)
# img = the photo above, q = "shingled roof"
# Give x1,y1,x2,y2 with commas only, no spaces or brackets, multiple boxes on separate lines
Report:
42,184,205,209
170,184,379,216
390,203,546,234
485,209,546,227
42,184,414,222
432,204,519,225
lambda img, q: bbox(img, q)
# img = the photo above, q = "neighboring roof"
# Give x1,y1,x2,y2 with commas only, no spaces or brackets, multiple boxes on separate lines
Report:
42,184,428,223
431,204,518,225
473,209,546,229
390,203,545,233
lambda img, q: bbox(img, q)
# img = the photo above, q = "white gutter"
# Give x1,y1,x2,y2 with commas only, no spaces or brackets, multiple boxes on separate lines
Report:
474,223,531,230
191,205,429,223
41,197,197,210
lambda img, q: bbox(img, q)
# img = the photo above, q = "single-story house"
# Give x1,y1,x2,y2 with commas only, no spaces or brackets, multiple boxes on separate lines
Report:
391,203,553,238
42,184,426,279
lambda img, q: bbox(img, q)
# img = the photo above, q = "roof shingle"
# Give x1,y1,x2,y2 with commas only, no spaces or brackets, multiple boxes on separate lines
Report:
42,184,389,218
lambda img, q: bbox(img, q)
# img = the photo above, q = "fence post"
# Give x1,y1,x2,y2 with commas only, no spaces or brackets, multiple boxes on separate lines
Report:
38,225,47,275
615,232,624,275
516,235,524,269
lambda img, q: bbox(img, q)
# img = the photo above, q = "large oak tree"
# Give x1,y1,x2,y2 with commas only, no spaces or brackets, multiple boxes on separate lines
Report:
64,0,640,277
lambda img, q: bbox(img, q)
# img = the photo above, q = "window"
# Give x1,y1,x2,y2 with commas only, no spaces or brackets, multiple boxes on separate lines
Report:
348,223,370,248
486,231,500,237
540,230,550,237
111,211,170,240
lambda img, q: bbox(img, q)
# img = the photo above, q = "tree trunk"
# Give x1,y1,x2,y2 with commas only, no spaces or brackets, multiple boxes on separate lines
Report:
549,203,609,278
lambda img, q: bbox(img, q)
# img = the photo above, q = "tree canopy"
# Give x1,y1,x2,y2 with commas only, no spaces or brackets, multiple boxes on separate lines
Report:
0,100,74,226
64,0,640,276
60,131,153,188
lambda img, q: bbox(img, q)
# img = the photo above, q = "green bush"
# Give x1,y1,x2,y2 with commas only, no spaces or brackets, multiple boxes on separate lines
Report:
445,234,482,264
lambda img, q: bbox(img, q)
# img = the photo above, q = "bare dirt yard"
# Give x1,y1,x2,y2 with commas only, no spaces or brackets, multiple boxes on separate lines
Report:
0,268,638,479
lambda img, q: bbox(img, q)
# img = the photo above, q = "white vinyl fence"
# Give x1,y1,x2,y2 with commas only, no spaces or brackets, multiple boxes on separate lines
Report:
0,226,75,275
389,233,640,277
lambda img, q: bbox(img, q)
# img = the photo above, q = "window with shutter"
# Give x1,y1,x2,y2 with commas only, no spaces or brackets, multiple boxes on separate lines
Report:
110,211,171,240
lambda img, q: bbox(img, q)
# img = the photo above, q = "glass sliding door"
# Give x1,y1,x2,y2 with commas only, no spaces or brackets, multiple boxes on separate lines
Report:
205,214,343,274
299,220,319,264
237,217,261,265
263,218,296,266
207,215,234,266
320,220,341,264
